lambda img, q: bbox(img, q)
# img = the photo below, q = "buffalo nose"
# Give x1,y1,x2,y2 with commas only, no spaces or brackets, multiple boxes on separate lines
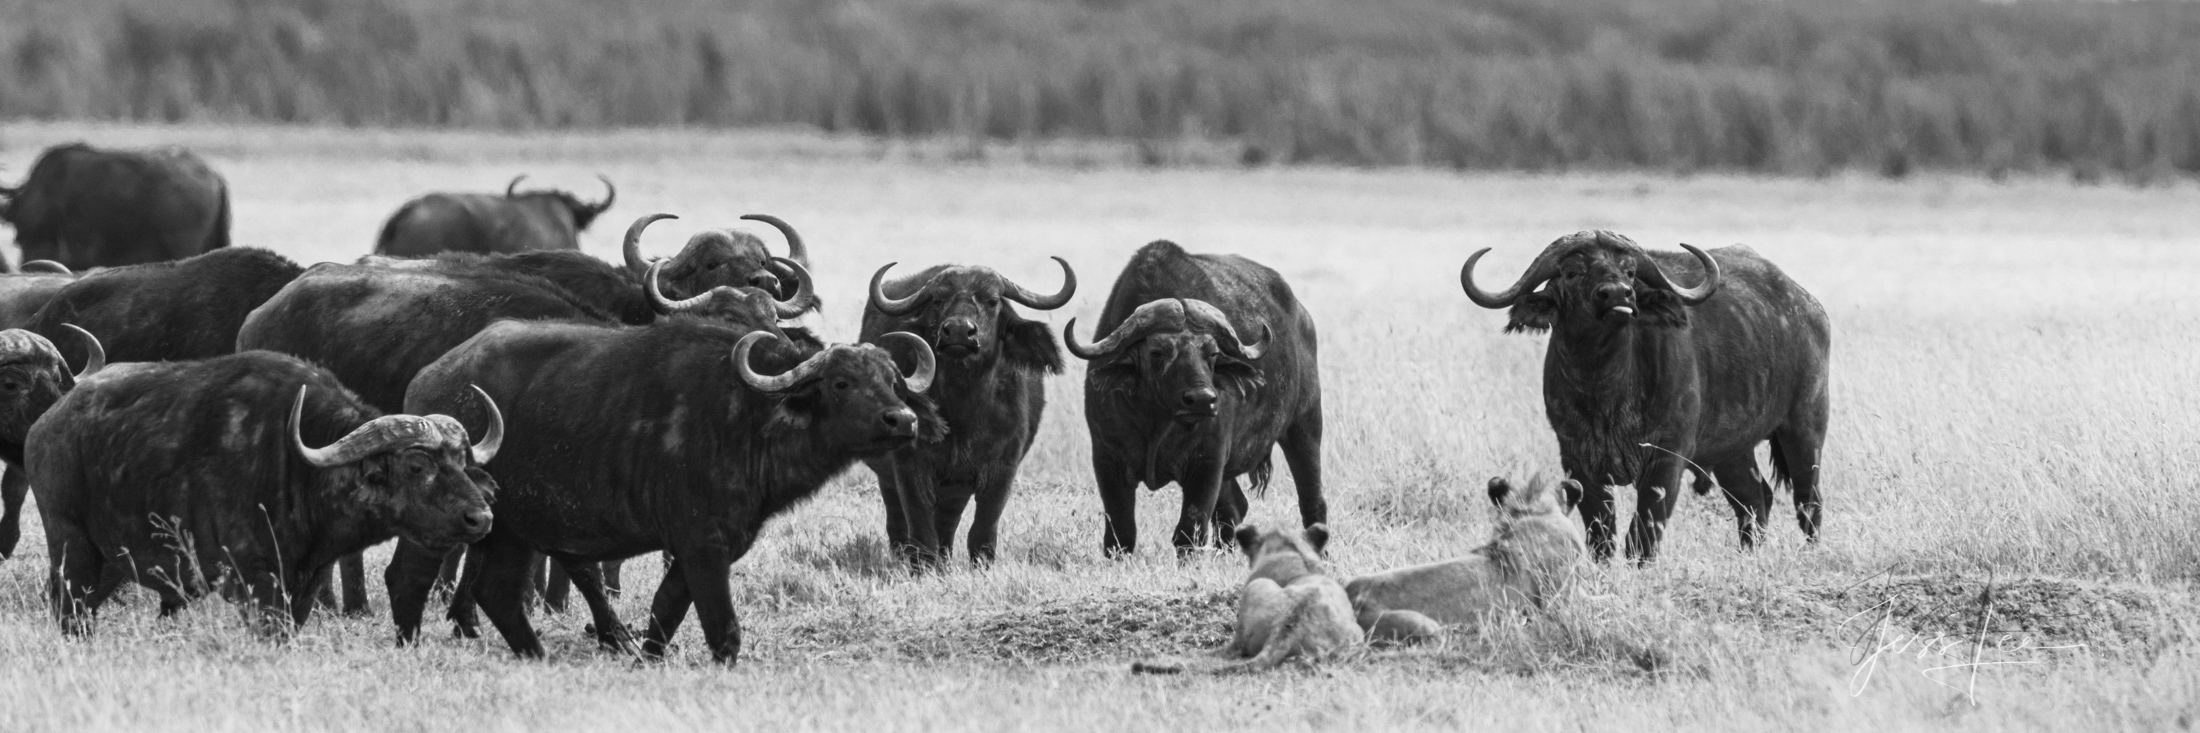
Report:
1181,388,1219,410
461,508,493,534
1595,283,1630,302
940,319,976,341
881,408,918,435
748,272,782,293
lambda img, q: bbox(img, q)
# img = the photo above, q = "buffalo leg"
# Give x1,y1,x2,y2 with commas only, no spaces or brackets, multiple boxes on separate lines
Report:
1278,410,1328,528
47,524,104,635
288,565,329,630
433,546,464,596
931,483,975,565
470,533,546,659
1213,478,1248,548
1709,458,1773,549
1774,422,1827,543
678,536,749,665
0,465,27,559
966,475,1016,566
1624,455,1690,564
558,558,632,652
641,556,693,659
338,552,369,616
603,560,623,597
1095,455,1139,557
890,461,947,569
445,546,485,638
542,558,571,614
873,460,911,553
386,539,451,644
1577,481,1620,563
1171,461,1228,556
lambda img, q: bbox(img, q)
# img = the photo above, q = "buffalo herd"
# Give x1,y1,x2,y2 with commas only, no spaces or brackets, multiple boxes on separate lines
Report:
0,142,1832,664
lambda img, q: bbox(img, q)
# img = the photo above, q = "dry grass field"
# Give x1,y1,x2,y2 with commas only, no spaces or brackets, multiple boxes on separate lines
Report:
0,121,2195,731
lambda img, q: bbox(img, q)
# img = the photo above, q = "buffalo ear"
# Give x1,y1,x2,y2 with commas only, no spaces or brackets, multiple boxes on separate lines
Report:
907,393,950,443
1635,287,1691,328
999,314,1064,375
1504,292,1557,333
1558,479,1583,513
1303,523,1330,555
1234,524,1261,557
1486,477,1513,507
763,393,815,436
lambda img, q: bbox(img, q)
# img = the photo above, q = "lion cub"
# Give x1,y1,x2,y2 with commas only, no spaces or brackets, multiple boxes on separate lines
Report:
1133,524,1361,674
1345,475,1586,645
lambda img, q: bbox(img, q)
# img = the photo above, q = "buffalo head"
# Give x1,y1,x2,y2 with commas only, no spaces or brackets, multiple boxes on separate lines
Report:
290,384,502,547
0,324,101,447
1066,299,1268,422
734,331,943,456
624,213,818,309
866,258,1073,371
1460,230,1721,332
645,256,813,333
506,174,616,231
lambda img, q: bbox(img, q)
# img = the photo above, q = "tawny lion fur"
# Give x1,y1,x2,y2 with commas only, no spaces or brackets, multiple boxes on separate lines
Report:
1132,523,1360,674
1345,475,1587,645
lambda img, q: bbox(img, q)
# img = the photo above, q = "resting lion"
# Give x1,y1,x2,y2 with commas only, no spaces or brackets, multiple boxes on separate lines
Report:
1133,523,1361,674
1345,475,1586,645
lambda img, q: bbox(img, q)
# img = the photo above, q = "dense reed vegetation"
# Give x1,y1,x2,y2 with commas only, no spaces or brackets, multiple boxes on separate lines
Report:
3,0,2197,178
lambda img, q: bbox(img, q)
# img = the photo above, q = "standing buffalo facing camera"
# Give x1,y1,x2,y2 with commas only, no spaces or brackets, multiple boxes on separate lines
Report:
1070,241,1325,556
375,175,616,256
860,257,1075,567
1461,230,1830,563
0,143,231,270
27,351,501,636
0,325,102,560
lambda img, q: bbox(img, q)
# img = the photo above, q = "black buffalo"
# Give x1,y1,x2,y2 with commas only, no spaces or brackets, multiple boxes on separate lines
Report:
0,143,231,269
27,247,303,373
239,257,812,616
390,320,940,663
27,351,500,635
623,213,820,308
0,325,102,560
1460,230,1831,562
1067,241,1326,556
374,175,615,256
0,261,76,330
861,257,1074,567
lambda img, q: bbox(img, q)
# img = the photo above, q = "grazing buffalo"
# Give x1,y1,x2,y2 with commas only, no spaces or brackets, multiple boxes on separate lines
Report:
374,175,615,256
0,325,102,560
1067,241,1326,556
239,257,812,616
0,143,231,269
860,257,1074,567
27,248,303,373
1460,230,1830,562
27,351,500,635
390,321,940,663
0,261,76,330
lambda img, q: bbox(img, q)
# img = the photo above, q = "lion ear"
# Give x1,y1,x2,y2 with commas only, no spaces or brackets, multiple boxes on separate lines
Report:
1303,523,1331,555
1233,524,1261,556
1486,477,1513,507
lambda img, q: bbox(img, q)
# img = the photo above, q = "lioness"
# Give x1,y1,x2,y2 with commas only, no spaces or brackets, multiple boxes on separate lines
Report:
1345,475,1586,645
1133,523,1360,674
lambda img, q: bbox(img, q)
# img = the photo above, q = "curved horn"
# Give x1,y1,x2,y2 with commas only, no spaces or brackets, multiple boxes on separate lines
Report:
60,323,102,379
867,262,931,317
999,256,1076,311
765,257,813,319
877,331,936,394
1063,300,1182,361
732,331,832,393
623,213,676,275
505,175,527,198
20,260,69,275
290,387,352,468
1636,242,1722,306
1182,300,1267,360
740,214,809,268
467,384,504,465
1460,247,1561,309
590,175,617,214
645,260,711,314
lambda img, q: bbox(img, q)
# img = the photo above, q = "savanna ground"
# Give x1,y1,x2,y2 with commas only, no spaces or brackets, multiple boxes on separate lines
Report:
0,121,2195,731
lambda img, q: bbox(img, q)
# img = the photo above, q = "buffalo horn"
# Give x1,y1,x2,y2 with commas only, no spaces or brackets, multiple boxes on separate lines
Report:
867,262,929,316
766,257,813,318
60,323,102,379
1000,256,1077,311
623,213,677,275
467,384,504,465
1182,299,1267,360
645,260,708,314
1460,246,1564,309
20,260,70,275
590,175,617,215
877,331,936,394
740,214,810,268
1064,299,1182,360
1635,242,1722,305
732,332,828,393
505,175,528,198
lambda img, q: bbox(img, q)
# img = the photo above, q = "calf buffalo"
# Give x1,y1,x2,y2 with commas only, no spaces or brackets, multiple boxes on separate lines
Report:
27,351,499,635
28,248,303,373
1068,241,1326,556
0,143,231,269
0,325,102,560
374,175,615,256
1460,230,1831,562
861,257,1074,567
391,320,939,663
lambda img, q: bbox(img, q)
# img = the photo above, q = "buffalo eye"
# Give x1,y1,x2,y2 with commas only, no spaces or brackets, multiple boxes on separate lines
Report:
833,379,852,392
0,378,20,392
980,296,999,308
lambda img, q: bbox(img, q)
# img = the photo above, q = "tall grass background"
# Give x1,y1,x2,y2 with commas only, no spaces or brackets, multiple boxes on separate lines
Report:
3,0,2199,179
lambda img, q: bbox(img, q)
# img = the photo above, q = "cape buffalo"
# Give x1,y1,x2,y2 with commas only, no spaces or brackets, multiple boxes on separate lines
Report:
0,325,102,560
624,213,819,308
1460,230,1831,562
27,247,304,373
0,261,76,330
238,257,812,616
374,175,615,256
390,321,940,663
27,351,500,636
1067,241,1325,556
861,257,1074,567
0,143,231,270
